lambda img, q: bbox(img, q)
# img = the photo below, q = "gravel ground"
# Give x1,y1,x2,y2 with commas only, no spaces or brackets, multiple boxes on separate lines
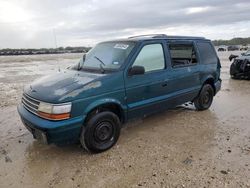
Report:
0,52,249,188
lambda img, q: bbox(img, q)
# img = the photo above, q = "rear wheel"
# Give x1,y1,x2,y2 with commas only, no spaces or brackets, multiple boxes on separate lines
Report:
194,84,214,111
80,111,121,153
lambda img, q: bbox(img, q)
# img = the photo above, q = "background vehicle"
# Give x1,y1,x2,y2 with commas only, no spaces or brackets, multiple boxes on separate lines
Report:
218,48,226,52
229,50,250,79
240,46,248,51
228,45,240,51
18,34,221,153
217,45,227,52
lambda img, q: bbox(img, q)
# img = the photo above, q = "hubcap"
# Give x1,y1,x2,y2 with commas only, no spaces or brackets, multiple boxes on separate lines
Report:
94,122,113,142
202,91,210,105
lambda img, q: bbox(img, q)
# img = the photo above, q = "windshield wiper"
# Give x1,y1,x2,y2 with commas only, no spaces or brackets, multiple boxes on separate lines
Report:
94,56,106,73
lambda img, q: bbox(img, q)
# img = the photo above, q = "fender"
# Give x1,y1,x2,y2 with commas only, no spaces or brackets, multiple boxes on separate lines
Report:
200,75,218,95
201,75,215,85
83,98,127,119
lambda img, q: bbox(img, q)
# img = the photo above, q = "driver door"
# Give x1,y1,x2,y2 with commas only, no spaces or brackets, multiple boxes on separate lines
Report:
124,42,169,119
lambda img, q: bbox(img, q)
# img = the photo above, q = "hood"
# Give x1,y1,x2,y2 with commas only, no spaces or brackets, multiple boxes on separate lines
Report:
237,55,250,61
24,70,104,103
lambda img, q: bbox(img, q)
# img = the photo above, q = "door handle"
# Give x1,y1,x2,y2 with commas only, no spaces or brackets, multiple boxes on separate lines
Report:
161,80,168,87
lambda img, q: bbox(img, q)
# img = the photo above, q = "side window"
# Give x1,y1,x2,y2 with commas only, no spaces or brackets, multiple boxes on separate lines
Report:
132,44,165,72
169,43,197,67
196,42,217,64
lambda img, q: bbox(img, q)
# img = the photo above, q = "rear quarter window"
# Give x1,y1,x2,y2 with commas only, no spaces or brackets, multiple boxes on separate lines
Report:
196,42,217,64
169,43,198,67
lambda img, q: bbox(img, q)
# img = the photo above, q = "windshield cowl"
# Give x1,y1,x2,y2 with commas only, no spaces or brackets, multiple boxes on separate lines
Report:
71,65,118,74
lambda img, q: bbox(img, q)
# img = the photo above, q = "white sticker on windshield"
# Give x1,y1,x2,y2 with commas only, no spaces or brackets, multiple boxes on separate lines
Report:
114,44,129,50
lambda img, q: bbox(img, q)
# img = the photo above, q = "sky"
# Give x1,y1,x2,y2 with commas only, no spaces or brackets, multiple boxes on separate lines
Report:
0,0,250,48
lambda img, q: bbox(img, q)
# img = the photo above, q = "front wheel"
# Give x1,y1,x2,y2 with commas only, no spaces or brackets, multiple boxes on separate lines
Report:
194,84,214,111
80,111,121,153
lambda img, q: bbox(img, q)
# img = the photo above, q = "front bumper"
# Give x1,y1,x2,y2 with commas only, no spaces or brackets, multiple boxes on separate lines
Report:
17,104,85,144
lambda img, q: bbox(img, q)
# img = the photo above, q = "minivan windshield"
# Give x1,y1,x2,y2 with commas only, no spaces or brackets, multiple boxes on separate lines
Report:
75,41,135,72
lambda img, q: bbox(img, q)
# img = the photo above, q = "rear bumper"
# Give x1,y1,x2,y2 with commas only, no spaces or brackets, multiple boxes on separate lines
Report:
17,104,85,144
214,79,222,95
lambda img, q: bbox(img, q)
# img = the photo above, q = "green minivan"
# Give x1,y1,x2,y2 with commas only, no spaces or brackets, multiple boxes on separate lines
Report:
18,34,221,153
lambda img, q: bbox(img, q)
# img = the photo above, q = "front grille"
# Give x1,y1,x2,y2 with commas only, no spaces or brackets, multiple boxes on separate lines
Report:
22,93,40,115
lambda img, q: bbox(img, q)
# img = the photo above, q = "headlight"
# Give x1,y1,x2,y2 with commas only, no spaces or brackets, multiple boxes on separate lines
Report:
38,102,72,120
52,104,72,114
38,102,53,114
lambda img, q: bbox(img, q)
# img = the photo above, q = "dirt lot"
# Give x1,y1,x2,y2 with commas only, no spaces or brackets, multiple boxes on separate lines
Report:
0,52,249,188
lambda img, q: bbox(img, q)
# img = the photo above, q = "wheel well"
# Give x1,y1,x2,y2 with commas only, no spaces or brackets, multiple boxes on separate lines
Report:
85,103,124,123
204,78,215,95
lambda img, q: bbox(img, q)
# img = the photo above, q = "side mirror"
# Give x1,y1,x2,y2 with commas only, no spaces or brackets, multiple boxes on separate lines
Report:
128,65,145,76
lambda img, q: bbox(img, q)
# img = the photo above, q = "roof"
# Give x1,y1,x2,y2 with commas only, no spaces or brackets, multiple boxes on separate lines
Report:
101,34,210,44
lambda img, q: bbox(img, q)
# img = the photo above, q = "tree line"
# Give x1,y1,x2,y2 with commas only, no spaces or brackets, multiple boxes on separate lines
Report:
213,37,250,46
0,46,91,56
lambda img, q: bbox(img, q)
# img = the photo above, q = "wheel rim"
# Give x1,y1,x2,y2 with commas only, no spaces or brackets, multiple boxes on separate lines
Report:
94,121,114,143
201,90,212,107
202,91,210,104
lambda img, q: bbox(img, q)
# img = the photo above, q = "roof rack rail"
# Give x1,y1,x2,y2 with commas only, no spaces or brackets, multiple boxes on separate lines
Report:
127,34,206,40
166,35,205,40
128,34,167,39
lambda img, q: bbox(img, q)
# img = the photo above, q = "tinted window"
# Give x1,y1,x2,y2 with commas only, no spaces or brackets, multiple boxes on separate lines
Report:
196,42,217,64
133,44,165,72
169,43,197,67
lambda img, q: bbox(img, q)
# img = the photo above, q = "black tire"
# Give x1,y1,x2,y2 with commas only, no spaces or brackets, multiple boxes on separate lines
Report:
230,63,237,76
194,84,214,111
230,63,240,79
80,111,121,153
